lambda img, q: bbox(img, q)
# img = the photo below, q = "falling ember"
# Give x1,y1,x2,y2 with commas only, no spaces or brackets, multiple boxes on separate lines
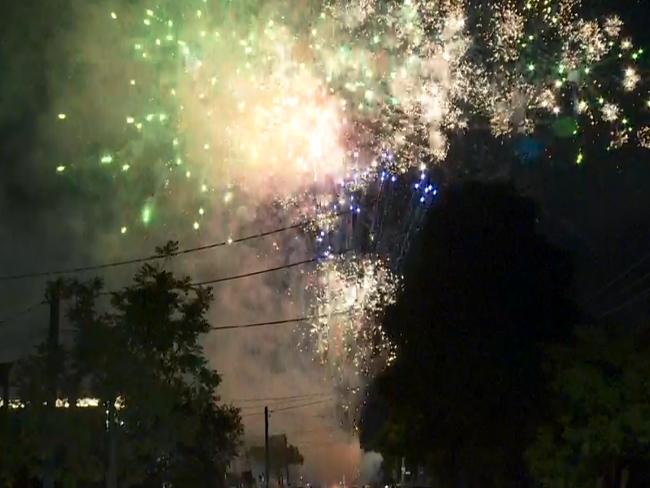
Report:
602,103,620,122
303,255,399,375
638,127,650,149
141,205,152,225
623,68,640,92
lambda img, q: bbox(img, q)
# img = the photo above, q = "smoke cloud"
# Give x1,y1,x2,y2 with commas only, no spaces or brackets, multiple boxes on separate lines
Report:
0,0,379,483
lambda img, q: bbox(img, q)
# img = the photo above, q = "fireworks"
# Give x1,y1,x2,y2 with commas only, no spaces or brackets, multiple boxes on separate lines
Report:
638,126,650,149
300,253,400,423
473,0,647,150
48,0,648,425
623,67,641,92
55,0,648,231
602,103,621,122
304,254,399,372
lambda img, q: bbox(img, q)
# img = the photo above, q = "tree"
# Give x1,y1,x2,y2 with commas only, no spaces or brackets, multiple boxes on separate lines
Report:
2,281,105,487
70,259,243,487
359,181,579,488
1,247,242,487
527,323,650,488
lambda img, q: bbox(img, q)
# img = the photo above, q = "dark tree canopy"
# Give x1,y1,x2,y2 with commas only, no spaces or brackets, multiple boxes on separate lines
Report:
360,181,579,487
1,257,242,488
528,322,650,488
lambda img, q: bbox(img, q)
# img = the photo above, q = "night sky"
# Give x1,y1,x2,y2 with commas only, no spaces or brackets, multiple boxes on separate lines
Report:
0,0,648,392
0,0,649,481
0,0,649,393
0,0,646,333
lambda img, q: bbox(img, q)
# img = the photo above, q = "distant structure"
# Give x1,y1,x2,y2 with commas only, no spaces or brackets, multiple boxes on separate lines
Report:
234,434,303,488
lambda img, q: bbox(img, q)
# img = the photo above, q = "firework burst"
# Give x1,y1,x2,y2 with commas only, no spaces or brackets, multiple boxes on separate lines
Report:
50,0,648,426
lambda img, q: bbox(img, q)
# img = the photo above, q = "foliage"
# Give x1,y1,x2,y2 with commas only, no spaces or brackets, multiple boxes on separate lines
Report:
527,323,650,488
1,251,242,487
359,181,579,487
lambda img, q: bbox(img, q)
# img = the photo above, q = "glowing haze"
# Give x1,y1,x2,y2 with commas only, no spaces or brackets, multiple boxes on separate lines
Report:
176,16,349,197
1,0,646,483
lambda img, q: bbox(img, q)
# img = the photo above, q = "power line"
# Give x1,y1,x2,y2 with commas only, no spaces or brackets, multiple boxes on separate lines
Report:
192,257,318,287
603,267,650,306
191,249,351,287
20,255,312,306
10,309,322,333
584,268,650,319
210,316,313,331
2,261,333,336
0,212,348,282
95,253,330,296
239,399,335,418
210,311,347,331
3,300,346,340
597,286,650,319
270,399,334,413
230,392,331,403
241,411,266,418
582,249,650,306
239,396,334,411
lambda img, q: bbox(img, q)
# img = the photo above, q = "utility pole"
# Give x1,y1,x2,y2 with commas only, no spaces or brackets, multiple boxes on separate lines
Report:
284,434,290,488
0,362,11,410
47,285,61,360
43,281,62,488
265,406,270,488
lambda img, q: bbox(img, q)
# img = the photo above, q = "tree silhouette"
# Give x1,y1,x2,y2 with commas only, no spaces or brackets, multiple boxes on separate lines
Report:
1,254,242,487
527,323,650,488
360,181,579,488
